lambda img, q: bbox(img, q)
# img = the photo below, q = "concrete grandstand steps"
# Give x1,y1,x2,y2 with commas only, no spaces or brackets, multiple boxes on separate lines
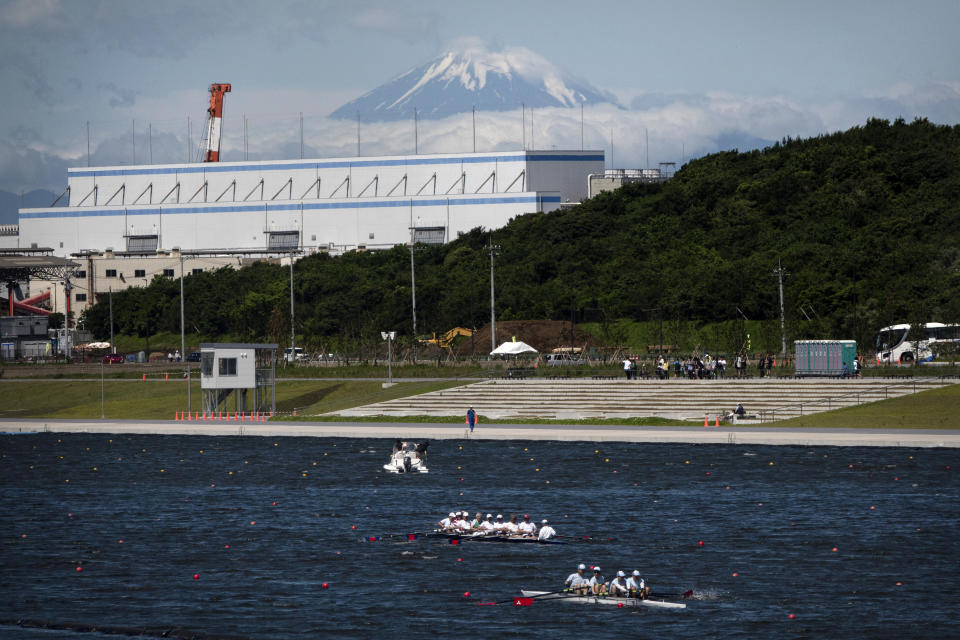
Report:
335,378,953,422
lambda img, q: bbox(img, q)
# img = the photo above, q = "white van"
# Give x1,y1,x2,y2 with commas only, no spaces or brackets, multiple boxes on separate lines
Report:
284,347,307,363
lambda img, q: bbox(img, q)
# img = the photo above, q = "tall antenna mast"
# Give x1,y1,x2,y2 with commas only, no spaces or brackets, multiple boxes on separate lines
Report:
580,103,584,151
521,103,525,150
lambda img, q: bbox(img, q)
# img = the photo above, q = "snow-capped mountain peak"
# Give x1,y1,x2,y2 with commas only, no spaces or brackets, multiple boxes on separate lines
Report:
331,41,616,121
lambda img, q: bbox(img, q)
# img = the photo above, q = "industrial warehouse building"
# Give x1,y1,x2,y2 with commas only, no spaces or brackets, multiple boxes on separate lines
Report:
16,150,603,256
5,149,603,318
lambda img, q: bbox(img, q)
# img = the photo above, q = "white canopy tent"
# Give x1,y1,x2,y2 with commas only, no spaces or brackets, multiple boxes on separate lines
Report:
490,341,538,356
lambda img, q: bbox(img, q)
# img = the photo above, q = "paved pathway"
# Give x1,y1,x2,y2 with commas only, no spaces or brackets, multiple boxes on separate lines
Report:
3,419,958,448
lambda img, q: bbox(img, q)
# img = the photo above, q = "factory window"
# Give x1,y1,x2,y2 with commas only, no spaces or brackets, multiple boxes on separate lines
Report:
267,230,299,250
369,232,375,239
412,226,446,245
134,269,145,278
126,235,158,252
218,357,237,376
75,293,87,302
192,268,203,275
76,270,86,278
311,234,316,241
105,269,117,278
162,269,175,277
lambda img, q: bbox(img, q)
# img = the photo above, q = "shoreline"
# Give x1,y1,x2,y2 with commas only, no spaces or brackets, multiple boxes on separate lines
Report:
2,419,959,448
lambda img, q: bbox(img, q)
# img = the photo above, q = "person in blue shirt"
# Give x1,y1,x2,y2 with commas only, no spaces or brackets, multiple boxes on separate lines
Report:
466,407,476,432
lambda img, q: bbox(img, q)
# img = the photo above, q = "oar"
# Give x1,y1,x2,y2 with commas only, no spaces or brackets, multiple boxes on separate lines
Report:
363,530,433,541
474,588,572,606
649,589,694,599
556,534,617,543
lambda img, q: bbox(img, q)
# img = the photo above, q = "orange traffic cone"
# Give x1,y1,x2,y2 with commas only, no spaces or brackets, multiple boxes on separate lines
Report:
715,416,720,427
704,415,709,427
165,373,169,381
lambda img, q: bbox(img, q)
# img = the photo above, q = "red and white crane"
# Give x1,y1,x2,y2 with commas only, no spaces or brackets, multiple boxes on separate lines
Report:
204,83,231,162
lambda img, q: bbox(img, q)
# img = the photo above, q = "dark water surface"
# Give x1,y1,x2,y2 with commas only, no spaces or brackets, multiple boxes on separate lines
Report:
1,433,957,639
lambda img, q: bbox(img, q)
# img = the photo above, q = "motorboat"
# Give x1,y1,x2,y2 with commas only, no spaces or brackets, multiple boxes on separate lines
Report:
383,441,429,474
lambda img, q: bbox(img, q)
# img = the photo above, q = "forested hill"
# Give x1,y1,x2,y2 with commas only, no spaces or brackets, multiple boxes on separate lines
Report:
82,118,960,352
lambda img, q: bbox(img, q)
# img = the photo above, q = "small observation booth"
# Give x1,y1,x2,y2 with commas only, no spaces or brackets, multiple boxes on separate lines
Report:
199,343,277,414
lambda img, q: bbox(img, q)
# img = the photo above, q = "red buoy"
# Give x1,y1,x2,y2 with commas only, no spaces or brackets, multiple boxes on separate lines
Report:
832,547,838,552
193,573,199,580
322,582,329,589
463,592,470,598
224,544,230,549
617,602,624,608
788,613,795,619
698,540,704,546
457,557,463,562
76,566,82,572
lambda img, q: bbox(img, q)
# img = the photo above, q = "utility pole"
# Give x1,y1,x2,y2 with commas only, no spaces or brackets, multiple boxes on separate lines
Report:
410,239,417,363
289,251,296,361
179,253,188,410
109,286,114,354
774,258,788,357
488,239,501,352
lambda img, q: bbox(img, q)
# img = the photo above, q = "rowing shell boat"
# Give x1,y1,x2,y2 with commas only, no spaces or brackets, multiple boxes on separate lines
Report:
428,531,564,544
520,590,686,609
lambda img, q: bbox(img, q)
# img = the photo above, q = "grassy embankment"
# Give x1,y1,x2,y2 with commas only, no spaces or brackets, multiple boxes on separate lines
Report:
0,379,466,420
2,377,957,429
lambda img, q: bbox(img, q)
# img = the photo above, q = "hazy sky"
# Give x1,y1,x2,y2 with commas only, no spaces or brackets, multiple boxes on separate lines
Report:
1,0,958,193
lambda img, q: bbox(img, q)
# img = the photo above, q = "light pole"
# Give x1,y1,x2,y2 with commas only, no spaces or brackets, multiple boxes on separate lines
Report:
409,237,417,363
179,252,191,412
289,251,296,362
100,359,104,419
487,239,501,352
774,258,788,358
381,331,396,385
109,286,114,354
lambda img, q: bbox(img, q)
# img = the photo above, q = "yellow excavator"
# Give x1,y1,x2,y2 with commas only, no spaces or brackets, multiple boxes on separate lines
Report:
422,327,474,349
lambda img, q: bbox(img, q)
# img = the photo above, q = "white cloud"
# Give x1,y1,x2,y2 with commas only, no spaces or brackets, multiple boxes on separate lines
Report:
4,82,958,194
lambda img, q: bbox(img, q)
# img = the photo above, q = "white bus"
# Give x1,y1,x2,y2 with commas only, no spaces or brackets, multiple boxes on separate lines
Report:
875,322,960,364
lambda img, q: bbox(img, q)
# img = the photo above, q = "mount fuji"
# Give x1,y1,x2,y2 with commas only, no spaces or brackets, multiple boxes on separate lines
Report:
330,42,619,122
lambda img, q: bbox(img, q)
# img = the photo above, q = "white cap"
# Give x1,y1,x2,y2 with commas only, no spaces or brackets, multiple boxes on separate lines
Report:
593,566,601,572
578,563,586,570
542,519,548,524
448,512,455,518
485,513,492,518
496,514,503,519
632,570,640,576
617,571,625,577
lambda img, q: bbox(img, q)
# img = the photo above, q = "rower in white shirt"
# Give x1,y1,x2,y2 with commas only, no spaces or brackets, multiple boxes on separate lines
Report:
478,514,495,532
504,514,520,535
626,570,649,598
564,563,587,594
492,514,506,532
537,519,556,541
518,514,537,536
456,511,472,531
609,571,630,596
587,566,606,595
438,512,456,530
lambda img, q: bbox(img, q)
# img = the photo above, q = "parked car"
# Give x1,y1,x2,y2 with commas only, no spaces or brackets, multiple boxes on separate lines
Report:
186,351,202,362
102,353,124,364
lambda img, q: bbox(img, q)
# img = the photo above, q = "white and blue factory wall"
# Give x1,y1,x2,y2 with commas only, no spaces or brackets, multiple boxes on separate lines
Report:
18,150,603,256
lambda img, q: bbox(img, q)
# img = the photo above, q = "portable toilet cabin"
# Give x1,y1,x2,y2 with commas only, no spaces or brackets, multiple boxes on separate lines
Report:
794,340,857,376
199,343,277,414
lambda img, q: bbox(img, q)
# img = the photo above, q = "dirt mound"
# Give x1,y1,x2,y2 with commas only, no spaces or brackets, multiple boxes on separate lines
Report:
451,320,599,356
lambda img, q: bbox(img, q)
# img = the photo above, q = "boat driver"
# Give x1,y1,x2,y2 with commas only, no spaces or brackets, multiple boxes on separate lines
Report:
538,519,556,541
564,563,587,594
